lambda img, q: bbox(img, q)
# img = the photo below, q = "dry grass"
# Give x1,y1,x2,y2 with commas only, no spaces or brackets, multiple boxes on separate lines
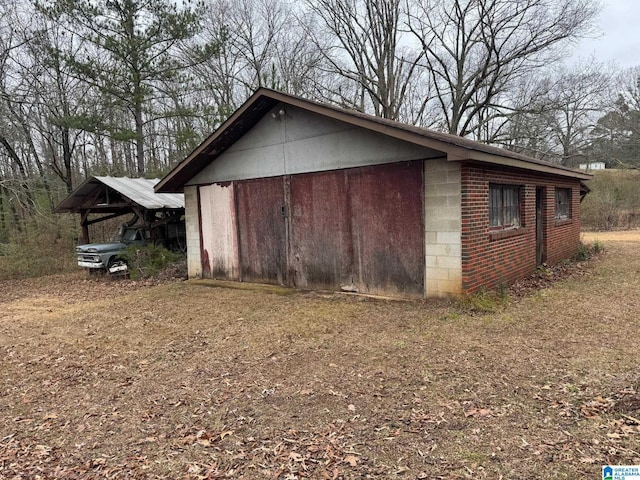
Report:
1,241,639,479
582,230,640,243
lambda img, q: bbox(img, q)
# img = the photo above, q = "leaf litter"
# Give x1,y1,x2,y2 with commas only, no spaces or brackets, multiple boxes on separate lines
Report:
0,239,639,478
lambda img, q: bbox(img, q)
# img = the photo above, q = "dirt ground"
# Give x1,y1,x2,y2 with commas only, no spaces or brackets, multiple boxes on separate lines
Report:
1,234,639,479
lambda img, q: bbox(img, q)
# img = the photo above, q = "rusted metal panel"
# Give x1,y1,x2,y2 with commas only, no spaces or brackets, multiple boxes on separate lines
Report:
288,162,423,296
236,177,287,284
348,162,424,297
199,183,239,279
231,162,423,295
290,170,353,290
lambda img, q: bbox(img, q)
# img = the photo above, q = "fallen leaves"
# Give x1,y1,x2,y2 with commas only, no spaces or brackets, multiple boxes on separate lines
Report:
181,428,235,448
34,444,52,457
1,242,639,479
464,408,492,418
343,454,358,467
581,395,616,418
174,424,374,478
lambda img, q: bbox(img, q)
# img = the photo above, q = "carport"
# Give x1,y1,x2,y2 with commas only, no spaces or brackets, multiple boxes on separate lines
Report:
55,176,184,244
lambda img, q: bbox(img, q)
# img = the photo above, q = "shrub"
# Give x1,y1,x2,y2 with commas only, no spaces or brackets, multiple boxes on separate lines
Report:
573,241,605,261
459,286,510,314
592,240,604,254
574,243,591,261
122,244,184,280
0,217,78,279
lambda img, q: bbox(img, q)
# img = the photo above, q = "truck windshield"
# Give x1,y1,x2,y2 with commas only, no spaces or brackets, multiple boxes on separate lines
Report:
113,227,125,242
113,227,140,242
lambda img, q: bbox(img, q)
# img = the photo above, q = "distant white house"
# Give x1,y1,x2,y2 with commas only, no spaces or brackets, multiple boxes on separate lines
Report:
579,162,606,171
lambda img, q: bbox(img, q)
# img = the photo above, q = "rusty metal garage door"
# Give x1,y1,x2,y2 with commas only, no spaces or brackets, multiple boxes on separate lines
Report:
234,162,424,295
290,169,352,290
347,162,424,296
289,161,424,297
235,177,287,284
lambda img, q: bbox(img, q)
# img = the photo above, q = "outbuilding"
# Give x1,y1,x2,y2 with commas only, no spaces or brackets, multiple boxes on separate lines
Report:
55,176,184,246
156,89,591,298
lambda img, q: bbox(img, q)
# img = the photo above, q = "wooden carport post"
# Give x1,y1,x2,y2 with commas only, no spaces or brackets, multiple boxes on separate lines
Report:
80,210,90,244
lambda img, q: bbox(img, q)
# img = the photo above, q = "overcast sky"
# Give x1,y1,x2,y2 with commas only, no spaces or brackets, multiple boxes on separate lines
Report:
570,0,639,69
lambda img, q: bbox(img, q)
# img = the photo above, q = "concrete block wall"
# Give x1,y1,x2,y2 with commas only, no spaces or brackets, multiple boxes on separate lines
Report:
424,159,462,297
184,185,202,278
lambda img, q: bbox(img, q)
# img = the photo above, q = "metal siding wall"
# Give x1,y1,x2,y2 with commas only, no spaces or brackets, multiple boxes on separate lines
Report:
186,104,438,185
199,162,425,296
349,162,424,297
288,162,424,296
290,170,353,289
236,177,287,284
198,184,238,279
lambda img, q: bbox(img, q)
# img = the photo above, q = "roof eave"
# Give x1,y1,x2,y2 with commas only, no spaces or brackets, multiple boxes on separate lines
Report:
448,151,593,180
155,88,593,192
155,90,278,193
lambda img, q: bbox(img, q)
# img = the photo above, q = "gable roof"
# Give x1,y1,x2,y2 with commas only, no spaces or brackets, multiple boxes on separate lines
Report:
156,88,591,193
55,176,184,214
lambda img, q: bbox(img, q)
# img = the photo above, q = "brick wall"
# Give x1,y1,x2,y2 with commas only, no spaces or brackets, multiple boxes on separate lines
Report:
460,164,582,293
545,184,582,265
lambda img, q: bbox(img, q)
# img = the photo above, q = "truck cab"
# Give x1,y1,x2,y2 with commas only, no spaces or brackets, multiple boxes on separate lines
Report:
76,226,149,274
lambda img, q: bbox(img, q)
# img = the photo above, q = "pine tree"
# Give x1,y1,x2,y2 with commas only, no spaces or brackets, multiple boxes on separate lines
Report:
37,0,208,176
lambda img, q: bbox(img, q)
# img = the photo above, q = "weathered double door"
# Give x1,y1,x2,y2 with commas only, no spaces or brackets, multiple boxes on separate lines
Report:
234,161,424,297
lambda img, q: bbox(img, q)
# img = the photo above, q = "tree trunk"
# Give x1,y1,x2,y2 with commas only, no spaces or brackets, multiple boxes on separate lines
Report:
62,126,73,193
135,104,145,177
0,184,5,234
0,133,35,213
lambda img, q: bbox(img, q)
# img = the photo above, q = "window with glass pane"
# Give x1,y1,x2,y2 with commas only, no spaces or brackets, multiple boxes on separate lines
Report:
489,185,521,228
555,188,571,220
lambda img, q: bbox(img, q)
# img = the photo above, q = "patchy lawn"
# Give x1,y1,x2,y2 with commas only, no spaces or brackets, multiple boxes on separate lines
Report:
1,238,639,479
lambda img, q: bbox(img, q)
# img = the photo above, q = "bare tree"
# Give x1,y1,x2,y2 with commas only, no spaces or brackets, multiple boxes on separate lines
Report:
590,66,640,168
407,0,600,139
194,0,324,127
545,62,611,165
23,18,98,193
304,0,426,121
0,2,39,219
497,74,557,159
193,2,240,122
228,0,289,92
497,62,611,165
196,0,287,113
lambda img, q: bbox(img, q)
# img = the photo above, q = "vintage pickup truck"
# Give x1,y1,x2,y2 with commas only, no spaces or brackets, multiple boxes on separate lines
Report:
76,225,150,274
76,217,186,274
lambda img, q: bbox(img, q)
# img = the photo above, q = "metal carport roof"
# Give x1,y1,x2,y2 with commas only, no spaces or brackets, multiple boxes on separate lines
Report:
55,176,184,213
